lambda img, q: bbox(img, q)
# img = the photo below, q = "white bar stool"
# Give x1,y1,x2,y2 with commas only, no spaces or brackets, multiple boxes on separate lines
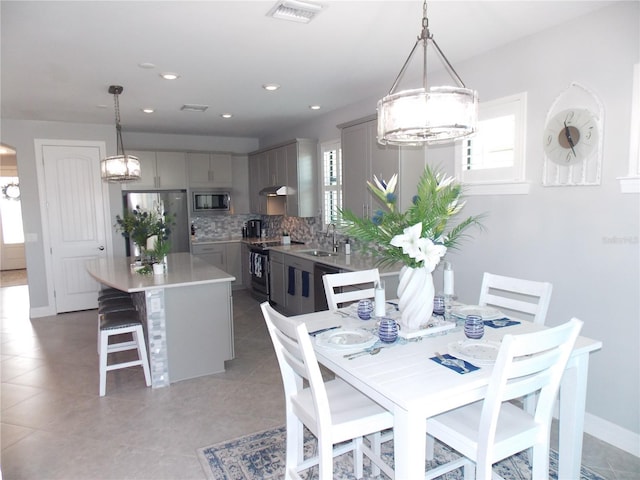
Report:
99,310,151,396
97,297,136,354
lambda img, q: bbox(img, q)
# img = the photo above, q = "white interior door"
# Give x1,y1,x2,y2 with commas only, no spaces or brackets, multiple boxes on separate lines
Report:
40,142,108,313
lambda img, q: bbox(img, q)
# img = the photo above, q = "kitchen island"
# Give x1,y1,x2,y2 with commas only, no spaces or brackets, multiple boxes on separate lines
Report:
86,252,235,388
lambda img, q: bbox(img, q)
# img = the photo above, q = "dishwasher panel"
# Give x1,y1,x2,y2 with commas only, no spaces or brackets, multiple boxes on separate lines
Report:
313,262,342,311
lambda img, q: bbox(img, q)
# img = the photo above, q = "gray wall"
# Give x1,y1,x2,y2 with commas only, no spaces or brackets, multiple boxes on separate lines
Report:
260,2,640,451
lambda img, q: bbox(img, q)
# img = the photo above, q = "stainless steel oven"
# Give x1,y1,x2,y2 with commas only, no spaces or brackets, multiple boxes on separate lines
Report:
248,240,305,302
249,245,270,302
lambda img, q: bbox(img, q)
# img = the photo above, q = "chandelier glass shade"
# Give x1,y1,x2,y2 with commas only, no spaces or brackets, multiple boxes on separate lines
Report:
377,2,478,146
101,85,141,183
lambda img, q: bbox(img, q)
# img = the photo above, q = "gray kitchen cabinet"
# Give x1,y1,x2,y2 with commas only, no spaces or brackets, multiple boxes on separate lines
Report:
339,116,425,217
248,152,267,214
231,154,250,214
192,242,242,288
284,254,315,315
269,250,286,309
248,139,317,217
241,243,252,290
225,242,242,288
187,152,232,188
123,150,187,190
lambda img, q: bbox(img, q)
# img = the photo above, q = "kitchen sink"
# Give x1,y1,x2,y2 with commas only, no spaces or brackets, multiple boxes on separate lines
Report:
300,249,337,257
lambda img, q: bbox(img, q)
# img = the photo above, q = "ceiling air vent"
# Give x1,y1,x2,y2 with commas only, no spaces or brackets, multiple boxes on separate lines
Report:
267,0,323,24
180,104,208,112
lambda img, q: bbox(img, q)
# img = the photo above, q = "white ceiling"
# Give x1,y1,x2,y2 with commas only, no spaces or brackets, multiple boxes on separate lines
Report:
1,1,613,140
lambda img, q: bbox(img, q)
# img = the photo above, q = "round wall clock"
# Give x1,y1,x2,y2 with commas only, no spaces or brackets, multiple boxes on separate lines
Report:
542,82,604,186
543,108,599,165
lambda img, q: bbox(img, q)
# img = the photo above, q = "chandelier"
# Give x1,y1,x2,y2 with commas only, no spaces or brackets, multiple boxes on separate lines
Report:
377,1,478,146
101,85,141,183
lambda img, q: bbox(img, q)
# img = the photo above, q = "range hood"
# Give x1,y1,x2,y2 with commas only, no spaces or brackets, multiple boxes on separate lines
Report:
260,185,295,196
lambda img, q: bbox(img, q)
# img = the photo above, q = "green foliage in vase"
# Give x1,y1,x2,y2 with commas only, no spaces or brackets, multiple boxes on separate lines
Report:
115,205,175,248
340,166,484,269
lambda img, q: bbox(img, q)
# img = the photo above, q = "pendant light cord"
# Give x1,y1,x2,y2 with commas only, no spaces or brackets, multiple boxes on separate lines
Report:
111,87,127,157
387,1,466,95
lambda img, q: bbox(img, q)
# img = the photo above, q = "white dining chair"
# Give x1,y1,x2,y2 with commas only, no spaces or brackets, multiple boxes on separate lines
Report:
424,317,583,480
322,268,381,311
478,272,553,325
260,302,394,480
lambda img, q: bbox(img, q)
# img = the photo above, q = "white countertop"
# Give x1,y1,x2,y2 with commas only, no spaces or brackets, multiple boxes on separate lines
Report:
269,244,402,276
86,252,235,293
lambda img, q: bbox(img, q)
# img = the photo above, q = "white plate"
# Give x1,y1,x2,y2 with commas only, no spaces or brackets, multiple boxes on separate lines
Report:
448,339,502,365
451,305,503,321
315,329,377,350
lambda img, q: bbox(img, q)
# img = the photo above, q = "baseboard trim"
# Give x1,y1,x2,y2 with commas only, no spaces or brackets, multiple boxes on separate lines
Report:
30,305,55,318
584,412,640,457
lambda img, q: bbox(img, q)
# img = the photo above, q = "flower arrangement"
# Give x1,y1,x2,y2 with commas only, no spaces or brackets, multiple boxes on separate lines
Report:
115,205,174,252
340,166,483,272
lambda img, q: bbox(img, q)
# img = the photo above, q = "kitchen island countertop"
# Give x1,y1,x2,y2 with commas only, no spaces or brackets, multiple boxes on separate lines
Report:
86,252,235,293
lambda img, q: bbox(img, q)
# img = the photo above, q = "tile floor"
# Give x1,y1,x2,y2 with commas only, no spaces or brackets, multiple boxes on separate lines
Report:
1,285,638,479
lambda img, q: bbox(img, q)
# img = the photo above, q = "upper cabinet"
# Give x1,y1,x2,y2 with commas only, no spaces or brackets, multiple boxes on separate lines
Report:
187,152,232,188
339,116,425,218
123,150,187,190
248,139,317,217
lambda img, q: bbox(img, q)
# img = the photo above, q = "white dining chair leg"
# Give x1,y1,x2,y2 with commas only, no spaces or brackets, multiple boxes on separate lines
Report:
531,443,550,480
426,434,435,460
353,436,364,478
318,437,333,480
369,433,382,477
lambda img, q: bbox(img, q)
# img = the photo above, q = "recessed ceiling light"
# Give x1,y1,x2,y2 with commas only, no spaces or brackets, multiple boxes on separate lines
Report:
267,0,323,24
180,104,208,112
262,83,280,91
138,62,156,69
221,113,233,119
160,72,180,80
309,105,321,110
142,108,155,114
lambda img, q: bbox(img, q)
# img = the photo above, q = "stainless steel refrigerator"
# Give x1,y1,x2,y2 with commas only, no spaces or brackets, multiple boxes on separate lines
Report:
122,190,190,257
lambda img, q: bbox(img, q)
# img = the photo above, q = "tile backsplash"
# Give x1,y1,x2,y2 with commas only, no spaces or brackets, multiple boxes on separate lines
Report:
191,213,354,253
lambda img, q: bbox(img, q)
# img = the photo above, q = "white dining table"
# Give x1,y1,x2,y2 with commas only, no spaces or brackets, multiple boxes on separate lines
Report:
297,308,602,480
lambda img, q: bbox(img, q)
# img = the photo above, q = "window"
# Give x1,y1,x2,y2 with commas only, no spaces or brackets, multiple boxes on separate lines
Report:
320,140,342,226
0,177,25,244
455,92,529,195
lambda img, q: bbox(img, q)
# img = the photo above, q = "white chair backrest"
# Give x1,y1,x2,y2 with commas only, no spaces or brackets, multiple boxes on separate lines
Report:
478,272,553,324
478,318,583,455
260,302,332,430
322,268,381,311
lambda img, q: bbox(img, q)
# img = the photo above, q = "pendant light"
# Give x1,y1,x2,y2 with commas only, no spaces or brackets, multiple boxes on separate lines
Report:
377,1,478,146
101,85,141,183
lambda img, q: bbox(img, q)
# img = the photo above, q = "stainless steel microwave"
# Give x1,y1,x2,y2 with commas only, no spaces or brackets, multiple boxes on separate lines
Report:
192,190,230,213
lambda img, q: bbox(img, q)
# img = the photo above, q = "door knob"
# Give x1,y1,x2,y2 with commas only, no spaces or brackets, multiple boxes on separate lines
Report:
98,246,105,251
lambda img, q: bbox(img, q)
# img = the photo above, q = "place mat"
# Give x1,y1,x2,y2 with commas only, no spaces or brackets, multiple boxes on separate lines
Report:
484,318,520,328
430,353,479,375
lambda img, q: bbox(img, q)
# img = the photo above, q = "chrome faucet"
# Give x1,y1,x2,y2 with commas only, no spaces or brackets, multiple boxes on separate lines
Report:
327,223,338,253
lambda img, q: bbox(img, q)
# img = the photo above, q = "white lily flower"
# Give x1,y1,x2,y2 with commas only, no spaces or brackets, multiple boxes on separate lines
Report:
390,222,423,259
419,238,447,272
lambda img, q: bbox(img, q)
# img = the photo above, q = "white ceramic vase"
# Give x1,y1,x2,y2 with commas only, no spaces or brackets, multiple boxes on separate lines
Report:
397,265,435,330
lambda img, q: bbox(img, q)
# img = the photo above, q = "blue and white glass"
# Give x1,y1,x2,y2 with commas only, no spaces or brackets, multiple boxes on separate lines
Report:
433,295,445,317
357,299,374,320
378,318,399,343
464,314,484,339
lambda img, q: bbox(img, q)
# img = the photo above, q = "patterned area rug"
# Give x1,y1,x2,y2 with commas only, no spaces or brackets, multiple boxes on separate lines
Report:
197,425,605,480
